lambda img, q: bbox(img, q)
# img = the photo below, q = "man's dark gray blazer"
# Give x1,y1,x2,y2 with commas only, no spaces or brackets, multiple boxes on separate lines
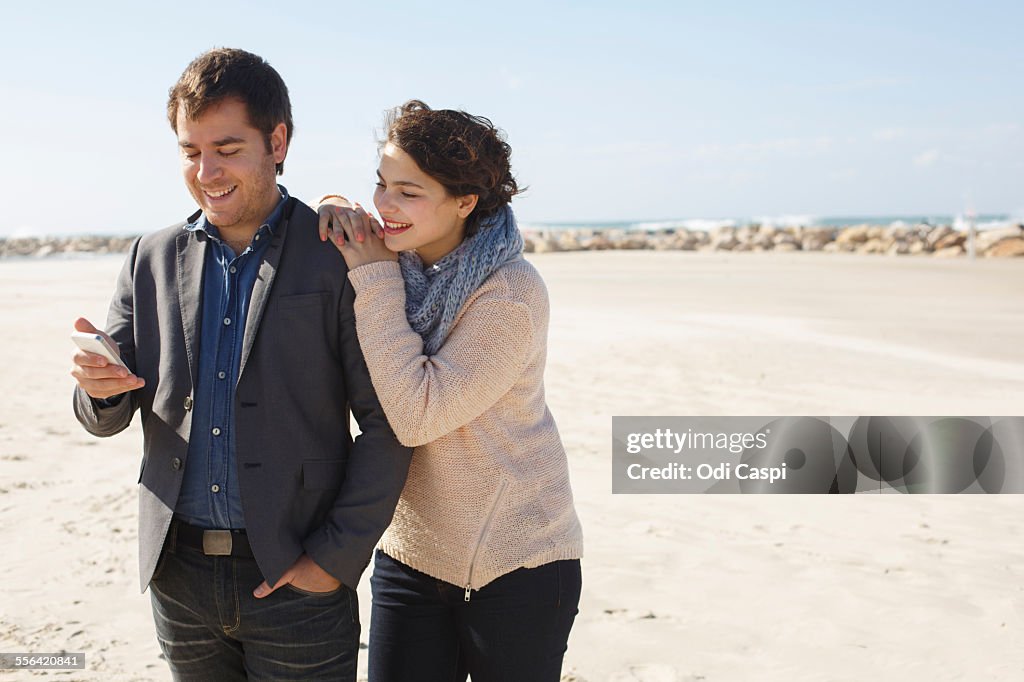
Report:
73,198,412,592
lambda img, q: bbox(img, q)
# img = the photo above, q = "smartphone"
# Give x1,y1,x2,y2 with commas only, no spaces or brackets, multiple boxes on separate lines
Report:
71,331,128,369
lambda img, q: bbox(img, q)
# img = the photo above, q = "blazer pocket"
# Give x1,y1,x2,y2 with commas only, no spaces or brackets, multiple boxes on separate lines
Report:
276,291,328,310
303,459,345,490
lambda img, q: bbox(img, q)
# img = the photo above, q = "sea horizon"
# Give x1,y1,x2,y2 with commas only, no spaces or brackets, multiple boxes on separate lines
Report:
520,213,1019,234
2,213,1019,239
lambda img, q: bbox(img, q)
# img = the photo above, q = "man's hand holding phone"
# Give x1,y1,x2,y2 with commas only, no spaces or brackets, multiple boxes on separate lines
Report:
70,318,145,400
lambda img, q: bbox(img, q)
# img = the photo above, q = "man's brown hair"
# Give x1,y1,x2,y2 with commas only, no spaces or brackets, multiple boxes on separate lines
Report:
167,48,293,175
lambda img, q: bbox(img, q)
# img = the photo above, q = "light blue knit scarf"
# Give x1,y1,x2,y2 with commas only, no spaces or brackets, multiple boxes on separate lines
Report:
399,205,523,356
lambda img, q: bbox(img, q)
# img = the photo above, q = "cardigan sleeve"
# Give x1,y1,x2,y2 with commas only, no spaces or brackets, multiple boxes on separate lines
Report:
347,260,534,447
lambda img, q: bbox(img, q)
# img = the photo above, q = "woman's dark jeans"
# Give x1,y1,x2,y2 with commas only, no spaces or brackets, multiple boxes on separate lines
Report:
368,550,582,682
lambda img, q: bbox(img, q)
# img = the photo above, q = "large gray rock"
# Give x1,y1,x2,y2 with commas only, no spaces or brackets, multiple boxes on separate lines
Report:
711,234,739,251
867,226,886,240
802,235,830,251
887,240,911,256
711,226,737,241
671,233,700,250
616,236,649,250
836,225,871,245
977,225,1024,252
985,238,1024,258
926,225,954,247
933,245,964,258
934,232,966,250
531,238,562,253
736,226,759,243
888,225,910,240
859,238,887,254
557,234,582,251
773,233,800,247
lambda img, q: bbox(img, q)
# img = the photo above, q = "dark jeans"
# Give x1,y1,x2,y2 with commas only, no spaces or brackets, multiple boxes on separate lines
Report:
368,550,581,682
149,533,360,681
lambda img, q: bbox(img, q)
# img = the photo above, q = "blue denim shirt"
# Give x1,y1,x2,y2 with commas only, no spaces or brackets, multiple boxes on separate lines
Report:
175,186,289,529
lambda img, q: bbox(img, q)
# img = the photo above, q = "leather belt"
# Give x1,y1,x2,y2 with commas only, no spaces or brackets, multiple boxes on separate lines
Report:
171,519,254,558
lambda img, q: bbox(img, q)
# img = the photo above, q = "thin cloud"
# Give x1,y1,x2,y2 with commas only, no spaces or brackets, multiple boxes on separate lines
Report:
500,68,524,91
913,149,941,167
693,136,836,161
980,123,1020,136
872,128,906,141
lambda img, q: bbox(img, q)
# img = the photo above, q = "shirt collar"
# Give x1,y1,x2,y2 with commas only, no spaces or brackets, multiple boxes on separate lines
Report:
185,184,290,238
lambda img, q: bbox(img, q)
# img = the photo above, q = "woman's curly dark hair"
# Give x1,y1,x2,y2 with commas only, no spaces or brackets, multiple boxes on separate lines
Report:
383,100,522,237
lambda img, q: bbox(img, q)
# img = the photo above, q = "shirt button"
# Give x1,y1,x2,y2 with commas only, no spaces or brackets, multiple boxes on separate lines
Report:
183,396,193,411
229,266,237,274
254,234,260,241
223,317,231,326
212,427,222,436
171,457,182,471
211,484,221,493
217,371,226,380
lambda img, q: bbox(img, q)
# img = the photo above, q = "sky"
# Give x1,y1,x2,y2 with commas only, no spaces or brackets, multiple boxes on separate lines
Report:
2,0,1022,235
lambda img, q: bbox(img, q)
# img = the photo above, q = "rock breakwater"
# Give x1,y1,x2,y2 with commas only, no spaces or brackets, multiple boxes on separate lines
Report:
3,223,1023,258
524,223,1024,258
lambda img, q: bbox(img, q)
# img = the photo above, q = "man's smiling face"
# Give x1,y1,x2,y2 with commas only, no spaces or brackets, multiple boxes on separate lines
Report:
176,97,286,234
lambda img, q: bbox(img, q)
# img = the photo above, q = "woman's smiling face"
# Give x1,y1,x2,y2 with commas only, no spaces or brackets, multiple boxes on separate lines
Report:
373,142,477,266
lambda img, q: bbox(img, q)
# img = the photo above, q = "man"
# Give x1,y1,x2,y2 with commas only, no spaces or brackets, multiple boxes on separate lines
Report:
70,48,412,681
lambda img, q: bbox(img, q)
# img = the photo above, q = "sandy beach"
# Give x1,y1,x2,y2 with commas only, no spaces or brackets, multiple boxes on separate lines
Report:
1,250,1023,681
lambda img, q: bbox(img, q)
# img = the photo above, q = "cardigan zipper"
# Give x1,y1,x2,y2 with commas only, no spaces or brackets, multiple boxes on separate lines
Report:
464,479,509,602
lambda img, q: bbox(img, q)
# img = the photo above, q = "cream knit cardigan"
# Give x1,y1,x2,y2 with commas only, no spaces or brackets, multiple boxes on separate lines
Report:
347,256,584,594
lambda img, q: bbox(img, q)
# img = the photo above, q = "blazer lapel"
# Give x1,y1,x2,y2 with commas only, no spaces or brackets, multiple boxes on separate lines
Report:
237,199,293,383
176,226,206,390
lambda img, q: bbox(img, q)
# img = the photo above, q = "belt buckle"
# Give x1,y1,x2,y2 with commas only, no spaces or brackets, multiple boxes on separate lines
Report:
202,530,233,556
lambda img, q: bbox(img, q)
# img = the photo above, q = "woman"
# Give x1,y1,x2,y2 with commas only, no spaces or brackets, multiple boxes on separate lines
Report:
318,100,583,682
